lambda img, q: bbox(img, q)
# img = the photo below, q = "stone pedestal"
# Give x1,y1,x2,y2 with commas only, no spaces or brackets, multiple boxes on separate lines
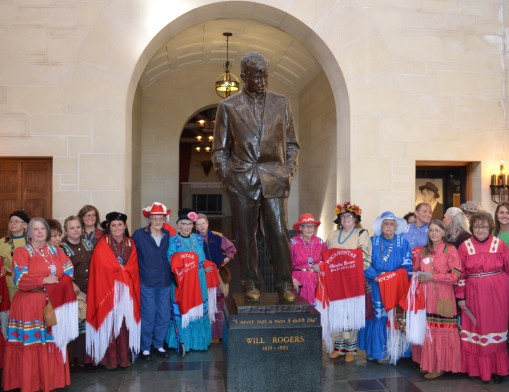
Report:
224,293,322,392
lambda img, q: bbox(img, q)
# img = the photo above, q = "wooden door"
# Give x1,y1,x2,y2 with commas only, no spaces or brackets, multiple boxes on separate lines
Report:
0,158,52,237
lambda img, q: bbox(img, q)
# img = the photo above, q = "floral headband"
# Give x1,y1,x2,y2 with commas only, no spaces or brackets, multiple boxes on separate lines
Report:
335,202,362,216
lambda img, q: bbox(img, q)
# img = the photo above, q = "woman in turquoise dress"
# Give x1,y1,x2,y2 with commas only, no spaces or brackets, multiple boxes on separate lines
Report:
493,202,509,247
166,208,211,352
359,211,413,363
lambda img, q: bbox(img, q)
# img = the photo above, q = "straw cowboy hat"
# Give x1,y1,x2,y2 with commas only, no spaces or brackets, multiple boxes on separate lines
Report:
460,201,480,213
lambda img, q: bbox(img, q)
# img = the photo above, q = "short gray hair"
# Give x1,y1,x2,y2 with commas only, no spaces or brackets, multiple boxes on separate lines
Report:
196,213,208,222
26,217,51,243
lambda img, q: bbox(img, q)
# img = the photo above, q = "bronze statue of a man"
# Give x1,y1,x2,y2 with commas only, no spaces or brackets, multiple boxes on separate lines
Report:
212,52,300,302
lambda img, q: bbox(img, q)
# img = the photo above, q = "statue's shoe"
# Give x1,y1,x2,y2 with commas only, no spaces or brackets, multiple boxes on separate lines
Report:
277,282,295,302
244,287,260,301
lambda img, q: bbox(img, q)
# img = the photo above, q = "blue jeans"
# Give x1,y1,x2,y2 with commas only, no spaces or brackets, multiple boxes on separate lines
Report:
140,283,171,351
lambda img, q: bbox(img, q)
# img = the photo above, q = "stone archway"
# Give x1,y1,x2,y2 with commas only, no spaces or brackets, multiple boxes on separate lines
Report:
70,1,390,230
127,3,350,231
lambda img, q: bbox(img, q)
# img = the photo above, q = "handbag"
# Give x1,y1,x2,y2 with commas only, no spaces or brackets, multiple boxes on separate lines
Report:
77,292,87,323
43,299,57,327
219,265,232,284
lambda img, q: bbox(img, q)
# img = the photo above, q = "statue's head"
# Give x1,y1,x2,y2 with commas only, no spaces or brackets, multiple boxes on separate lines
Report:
240,52,269,96
240,52,268,74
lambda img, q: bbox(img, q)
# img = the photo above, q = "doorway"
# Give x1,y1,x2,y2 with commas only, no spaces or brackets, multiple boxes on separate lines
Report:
0,158,52,237
416,161,474,220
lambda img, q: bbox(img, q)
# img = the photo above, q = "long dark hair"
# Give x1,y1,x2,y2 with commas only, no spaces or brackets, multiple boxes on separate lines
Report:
423,219,446,255
493,202,509,236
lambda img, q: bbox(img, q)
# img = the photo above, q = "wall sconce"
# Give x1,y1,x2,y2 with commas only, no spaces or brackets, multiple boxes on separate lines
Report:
195,159,213,176
490,160,508,203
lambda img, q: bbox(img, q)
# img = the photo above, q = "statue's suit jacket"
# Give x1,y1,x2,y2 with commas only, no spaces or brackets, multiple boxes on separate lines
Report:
212,90,300,200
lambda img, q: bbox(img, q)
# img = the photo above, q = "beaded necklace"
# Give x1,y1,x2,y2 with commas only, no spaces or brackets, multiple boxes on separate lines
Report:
179,233,195,252
380,237,394,262
300,235,314,266
83,228,96,243
111,236,126,264
32,243,57,276
338,228,356,245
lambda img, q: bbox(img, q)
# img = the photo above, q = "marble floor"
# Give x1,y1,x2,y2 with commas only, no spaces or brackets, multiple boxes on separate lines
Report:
58,346,507,392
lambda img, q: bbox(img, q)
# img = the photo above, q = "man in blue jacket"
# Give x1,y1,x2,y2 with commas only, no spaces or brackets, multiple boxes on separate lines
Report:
132,202,173,360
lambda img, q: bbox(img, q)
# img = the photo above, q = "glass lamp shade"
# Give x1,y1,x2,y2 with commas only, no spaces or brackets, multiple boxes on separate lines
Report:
215,71,240,99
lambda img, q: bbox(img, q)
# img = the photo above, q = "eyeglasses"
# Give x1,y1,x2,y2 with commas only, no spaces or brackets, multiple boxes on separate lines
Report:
9,220,24,225
150,217,165,222
472,225,489,231
340,214,354,220
83,213,96,218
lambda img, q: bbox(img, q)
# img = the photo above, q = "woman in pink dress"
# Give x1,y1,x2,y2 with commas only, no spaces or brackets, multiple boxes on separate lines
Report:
456,211,509,384
412,219,462,379
290,213,326,306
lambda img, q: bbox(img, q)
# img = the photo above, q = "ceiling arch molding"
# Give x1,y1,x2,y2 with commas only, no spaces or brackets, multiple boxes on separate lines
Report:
71,1,393,225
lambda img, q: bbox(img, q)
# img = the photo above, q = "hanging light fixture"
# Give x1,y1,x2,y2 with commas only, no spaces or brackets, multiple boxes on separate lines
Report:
215,32,239,99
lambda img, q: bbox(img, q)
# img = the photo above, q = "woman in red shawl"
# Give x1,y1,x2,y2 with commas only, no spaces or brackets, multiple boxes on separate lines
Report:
86,212,141,369
2,218,74,392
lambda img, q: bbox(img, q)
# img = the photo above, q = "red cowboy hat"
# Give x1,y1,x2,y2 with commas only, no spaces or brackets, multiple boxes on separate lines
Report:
293,213,321,232
142,202,171,218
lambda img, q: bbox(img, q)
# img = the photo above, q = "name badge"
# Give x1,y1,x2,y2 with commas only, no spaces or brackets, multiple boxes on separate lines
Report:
422,257,431,265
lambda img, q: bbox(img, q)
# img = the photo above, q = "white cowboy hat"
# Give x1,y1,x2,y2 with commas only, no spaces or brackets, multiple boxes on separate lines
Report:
372,211,407,236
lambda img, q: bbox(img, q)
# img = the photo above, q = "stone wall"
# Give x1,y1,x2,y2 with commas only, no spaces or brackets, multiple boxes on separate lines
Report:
0,0,506,228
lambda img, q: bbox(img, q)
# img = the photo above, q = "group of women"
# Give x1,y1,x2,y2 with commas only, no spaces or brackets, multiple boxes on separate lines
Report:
1,200,508,390
291,202,509,384
0,203,233,392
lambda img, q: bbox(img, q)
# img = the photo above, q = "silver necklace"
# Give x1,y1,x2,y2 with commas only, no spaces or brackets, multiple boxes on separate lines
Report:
111,237,126,264
301,235,314,266
179,233,195,252
32,243,57,276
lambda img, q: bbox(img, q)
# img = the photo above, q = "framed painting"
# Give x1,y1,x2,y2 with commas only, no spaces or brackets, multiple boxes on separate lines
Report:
415,178,444,219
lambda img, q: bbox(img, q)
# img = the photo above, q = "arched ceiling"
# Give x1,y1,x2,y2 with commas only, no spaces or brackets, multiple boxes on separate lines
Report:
139,19,321,93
